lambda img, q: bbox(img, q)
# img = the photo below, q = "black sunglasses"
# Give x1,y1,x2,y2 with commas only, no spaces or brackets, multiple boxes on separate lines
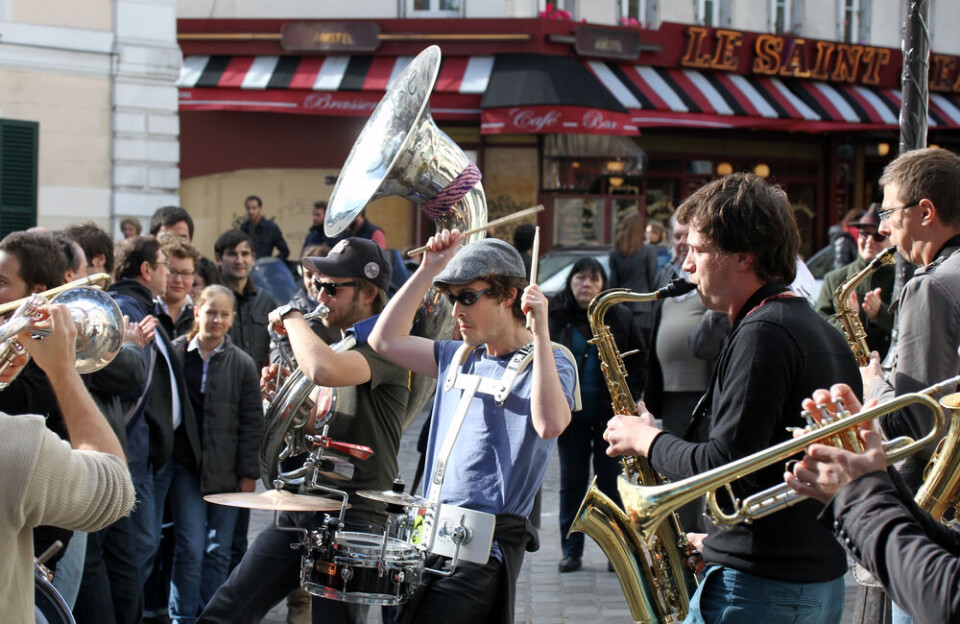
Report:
313,279,359,296
445,288,492,307
857,230,888,243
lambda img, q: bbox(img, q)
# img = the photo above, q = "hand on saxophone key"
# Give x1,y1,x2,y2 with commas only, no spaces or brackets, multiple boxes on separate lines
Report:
604,402,661,458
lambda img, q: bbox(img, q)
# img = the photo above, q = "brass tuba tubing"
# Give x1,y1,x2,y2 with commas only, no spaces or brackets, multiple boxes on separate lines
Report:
618,375,960,544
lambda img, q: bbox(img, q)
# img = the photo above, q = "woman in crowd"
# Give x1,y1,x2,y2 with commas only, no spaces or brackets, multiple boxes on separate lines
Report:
191,256,222,300
609,212,659,338
549,257,645,573
167,285,264,623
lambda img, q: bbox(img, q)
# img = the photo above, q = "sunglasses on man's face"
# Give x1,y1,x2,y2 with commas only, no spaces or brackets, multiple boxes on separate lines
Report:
313,279,359,297
445,288,492,307
857,230,888,243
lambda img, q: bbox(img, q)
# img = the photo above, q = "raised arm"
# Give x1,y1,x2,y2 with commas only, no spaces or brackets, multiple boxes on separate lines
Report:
368,229,465,378
271,311,373,387
523,284,572,439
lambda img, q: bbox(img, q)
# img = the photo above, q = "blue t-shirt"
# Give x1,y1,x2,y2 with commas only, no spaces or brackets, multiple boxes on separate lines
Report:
423,340,577,518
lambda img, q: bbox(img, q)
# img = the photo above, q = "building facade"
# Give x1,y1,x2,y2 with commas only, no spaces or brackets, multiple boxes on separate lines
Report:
174,0,960,257
0,0,180,237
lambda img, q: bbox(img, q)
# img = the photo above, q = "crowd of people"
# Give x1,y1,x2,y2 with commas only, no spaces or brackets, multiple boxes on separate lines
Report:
3,146,959,624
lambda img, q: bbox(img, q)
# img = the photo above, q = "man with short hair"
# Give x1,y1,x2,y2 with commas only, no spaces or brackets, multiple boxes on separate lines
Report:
52,230,88,281
816,203,896,359
150,206,195,243
156,235,200,339
200,237,410,624
241,195,290,261
302,200,343,252
369,234,577,623
862,147,960,490
0,303,135,623
214,229,277,368
604,173,860,622
108,236,200,596
64,222,115,275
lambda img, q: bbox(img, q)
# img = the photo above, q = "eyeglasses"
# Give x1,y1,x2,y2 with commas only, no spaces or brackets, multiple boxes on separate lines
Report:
857,230,888,243
153,261,169,268
313,279,359,297
169,269,195,279
445,288,492,307
877,202,919,222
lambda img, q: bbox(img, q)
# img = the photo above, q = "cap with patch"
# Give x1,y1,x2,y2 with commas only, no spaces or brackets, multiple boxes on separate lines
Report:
433,238,527,286
302,238,392,292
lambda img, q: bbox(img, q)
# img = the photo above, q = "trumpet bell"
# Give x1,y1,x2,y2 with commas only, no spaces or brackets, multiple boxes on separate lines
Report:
52,287,123,373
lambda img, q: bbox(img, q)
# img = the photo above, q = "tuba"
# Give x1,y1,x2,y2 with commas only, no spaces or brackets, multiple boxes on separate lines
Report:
568,279,699,624
261,45,487,489
832,247,896,366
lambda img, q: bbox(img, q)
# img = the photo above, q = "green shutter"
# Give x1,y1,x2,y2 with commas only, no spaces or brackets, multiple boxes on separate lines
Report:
0,119,39,238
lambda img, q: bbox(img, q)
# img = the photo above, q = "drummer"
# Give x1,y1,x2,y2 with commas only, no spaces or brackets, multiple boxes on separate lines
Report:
199,238,410,624
369,233,578,623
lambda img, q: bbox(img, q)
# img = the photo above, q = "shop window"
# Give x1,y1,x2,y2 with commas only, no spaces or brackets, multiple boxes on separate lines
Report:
406,0,463,18
770,0,792,34
0,119,39,238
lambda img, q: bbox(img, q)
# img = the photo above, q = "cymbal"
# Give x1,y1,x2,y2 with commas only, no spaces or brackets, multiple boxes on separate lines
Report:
204,490,346,512
357,489,435,508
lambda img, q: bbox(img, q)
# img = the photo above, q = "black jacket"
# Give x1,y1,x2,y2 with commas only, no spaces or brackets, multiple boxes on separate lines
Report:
648,285,860,583
108,278,201,477
823,469,960,624
228,279,277,369
241,217,290,261
83,343,149,454
172,335,264,493
547,291,646,409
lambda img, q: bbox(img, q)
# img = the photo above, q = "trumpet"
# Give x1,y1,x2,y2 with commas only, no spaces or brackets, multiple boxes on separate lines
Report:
618,375,960,545
0,274,122,388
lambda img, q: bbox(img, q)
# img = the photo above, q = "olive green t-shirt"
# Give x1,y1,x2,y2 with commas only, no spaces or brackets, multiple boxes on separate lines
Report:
306,343,410,524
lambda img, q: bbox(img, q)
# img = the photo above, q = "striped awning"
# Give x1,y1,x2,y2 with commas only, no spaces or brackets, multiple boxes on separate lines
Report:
589,62,960,132
178,54,960,133
177,54,493,120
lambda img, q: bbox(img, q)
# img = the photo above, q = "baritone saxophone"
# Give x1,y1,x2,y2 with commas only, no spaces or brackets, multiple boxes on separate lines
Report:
568,279,699,624
832,247,896,366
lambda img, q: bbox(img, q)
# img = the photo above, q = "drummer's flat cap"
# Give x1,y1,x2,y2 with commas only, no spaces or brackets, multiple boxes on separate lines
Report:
433,238,527,286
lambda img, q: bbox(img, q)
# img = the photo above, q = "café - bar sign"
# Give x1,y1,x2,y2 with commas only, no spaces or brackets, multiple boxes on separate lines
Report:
282,22,380,52
680,26,892,87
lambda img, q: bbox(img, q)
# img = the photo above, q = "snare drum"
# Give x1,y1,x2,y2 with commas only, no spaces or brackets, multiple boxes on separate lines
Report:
301,531,422,606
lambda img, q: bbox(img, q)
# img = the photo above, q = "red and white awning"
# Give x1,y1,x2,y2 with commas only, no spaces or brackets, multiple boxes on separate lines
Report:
588,61,960,132
178,54,960,133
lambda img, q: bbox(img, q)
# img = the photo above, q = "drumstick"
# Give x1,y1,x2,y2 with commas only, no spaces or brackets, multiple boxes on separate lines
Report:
406,204,544,257
526,226,540,330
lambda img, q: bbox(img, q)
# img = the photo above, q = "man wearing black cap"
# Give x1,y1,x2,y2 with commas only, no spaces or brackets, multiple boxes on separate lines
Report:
815,202,896,358
369,231,578,624
199,238,410,624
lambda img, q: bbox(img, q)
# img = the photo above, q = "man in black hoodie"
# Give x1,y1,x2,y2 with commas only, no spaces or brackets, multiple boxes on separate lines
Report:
108,236,201,604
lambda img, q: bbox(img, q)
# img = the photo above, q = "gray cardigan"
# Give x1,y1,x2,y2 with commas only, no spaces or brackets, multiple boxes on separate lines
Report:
173,334,264,494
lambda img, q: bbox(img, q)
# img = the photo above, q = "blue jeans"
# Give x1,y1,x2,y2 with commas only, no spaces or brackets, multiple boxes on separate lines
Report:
685,566,844,624
168,461,240,624
52,530,86,608
891,602,915,624
129,463,173,586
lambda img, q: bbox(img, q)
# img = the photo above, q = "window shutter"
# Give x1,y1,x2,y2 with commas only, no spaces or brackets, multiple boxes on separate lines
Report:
0,119,39,238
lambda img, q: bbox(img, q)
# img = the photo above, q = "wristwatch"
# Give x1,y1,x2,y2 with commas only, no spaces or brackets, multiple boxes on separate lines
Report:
273,304,301,323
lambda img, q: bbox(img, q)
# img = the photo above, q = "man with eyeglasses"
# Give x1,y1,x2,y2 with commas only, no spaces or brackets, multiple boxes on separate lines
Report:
861,147,960,495
368,234,578,624
816,203,895,359
108,236,201,619
199,237,410,624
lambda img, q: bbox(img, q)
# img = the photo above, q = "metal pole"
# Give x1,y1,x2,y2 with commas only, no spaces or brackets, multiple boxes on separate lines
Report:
899,0,931,153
